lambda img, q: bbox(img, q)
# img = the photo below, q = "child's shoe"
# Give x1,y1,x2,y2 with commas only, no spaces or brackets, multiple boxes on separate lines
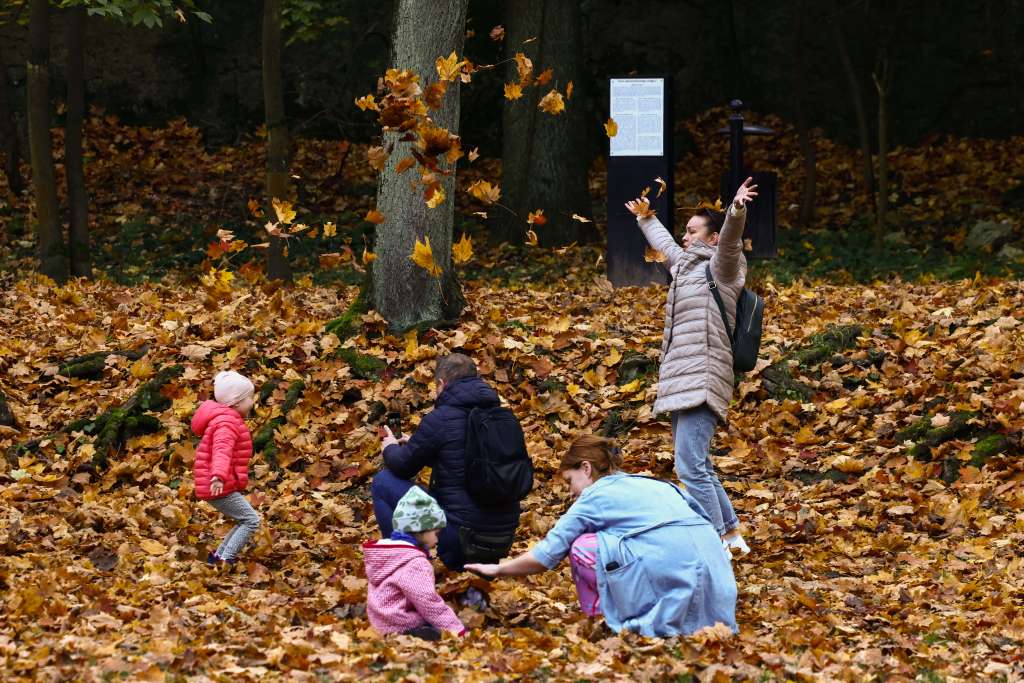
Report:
722,533,750,555
206,552,236,565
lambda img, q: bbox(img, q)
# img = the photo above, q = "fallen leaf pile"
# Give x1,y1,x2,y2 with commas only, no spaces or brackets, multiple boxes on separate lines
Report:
1,244,1022,679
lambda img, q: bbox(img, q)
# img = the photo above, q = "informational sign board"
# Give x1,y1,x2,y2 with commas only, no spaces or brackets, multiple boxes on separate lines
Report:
609,78,665,157
606,76,673,287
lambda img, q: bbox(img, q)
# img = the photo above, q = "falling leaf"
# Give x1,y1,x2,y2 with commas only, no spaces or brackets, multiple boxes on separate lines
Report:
527,209,547,226
571,214,592,223
514,52,533,83
468,180,501,204
697,197,724,211
605,118,618,137
354,94,378,111
323,222,337,237
362,247,376,265
452,233,474,264
366,146,388,172
423,81,447,109
425,185,446,209
654,176,667,197
640,186,651,198
489,25,505,41
504,82,524,100
644,246,667,263
410,236,443,277
272,198,295,224
566,80,574,99
435,52,464,82
364,209,385,224
525,229,539,246
538,90,565,115
468,147,480,162
535,68,553,86
395,156,416,174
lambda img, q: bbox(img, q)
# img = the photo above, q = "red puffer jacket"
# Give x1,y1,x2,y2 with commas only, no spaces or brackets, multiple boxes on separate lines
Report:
191,401,253,500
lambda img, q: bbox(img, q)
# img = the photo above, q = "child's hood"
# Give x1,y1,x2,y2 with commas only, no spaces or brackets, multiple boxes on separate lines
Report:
362,540,428,586
191,400,240,436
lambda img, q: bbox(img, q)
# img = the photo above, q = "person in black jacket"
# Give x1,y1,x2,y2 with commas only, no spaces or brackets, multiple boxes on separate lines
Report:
372,353,521,570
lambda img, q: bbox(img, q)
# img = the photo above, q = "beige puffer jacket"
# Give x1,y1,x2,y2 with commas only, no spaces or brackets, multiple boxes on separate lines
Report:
637,206,747,422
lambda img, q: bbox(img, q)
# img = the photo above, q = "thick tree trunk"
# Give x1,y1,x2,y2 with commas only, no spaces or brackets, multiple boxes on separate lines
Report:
831,5,875,205
490,0,592,247
794,2,816,227
263,0,291,281
65,5,91,278
0,45,25,197
873,50,891,237
27,0,67,283
372,0,468,332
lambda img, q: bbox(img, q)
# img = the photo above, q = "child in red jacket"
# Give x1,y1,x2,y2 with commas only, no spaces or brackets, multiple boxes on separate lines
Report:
363,487,465,640
192,371,260,564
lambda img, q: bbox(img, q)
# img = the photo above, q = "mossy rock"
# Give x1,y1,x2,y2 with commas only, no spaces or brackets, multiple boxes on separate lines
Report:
618,350,656,385
599,409,635,438
896,411,977,461
336,348,386,380
762,325,864,400
970,433,1008,467
791,468,856,485
324,271,372,341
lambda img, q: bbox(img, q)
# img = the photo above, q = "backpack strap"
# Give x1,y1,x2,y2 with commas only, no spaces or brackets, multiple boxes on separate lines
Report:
705,263,734,345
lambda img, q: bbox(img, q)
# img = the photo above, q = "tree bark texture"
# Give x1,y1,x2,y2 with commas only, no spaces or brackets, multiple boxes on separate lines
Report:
27,0,67,283
66,5,91,278
372,0,468,332
793,1,816,227
263,0,292,281
831,4,876,205
490,0,592,247
0,44,24,197
873,50,891,236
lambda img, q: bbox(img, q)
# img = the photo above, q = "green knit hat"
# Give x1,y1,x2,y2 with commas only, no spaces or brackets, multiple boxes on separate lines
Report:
392,487,447,533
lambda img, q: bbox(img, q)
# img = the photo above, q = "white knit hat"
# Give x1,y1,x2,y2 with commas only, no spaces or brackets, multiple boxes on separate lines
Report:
213,371,254,407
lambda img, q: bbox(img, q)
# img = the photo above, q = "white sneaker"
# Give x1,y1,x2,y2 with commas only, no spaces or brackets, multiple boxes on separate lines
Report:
722,533,750,555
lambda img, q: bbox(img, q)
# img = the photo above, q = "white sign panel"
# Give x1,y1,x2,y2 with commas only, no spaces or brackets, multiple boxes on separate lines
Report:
609,78,664,157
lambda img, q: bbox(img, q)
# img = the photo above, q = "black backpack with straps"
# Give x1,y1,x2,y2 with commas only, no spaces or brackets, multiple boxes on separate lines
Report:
705,264,765,372
463,405,533,507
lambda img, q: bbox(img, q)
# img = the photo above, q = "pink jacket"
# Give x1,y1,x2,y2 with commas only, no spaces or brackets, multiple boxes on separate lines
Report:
362,539,465,636
191,401,253,500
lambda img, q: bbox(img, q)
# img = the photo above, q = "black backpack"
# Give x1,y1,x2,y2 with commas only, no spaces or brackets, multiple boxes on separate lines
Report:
463,406,533,507
705,264,765,372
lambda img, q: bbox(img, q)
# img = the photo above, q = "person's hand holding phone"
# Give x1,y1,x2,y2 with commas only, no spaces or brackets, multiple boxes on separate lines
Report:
380,425,400,452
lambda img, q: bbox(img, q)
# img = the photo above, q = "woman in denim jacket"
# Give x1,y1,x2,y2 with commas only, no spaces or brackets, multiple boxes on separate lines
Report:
466,435,737,637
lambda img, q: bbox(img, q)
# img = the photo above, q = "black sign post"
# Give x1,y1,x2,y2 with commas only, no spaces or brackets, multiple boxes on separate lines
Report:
718,100,777,259
606,76,673,287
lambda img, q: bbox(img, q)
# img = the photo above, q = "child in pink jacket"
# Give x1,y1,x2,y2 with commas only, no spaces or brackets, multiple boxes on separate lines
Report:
363,487,466,640
191,371,260,564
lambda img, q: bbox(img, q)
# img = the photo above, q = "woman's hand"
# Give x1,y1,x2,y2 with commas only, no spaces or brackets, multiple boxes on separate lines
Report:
465,563,502,578
732,177,758,210
624,197,656,219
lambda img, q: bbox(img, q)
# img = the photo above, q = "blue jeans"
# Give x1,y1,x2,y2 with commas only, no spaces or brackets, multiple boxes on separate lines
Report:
672,405,738,536
207,492,261,561
370,468,464,569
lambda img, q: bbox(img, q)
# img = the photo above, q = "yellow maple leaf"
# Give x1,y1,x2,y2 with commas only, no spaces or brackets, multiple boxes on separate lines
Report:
644,246,667,263
355,94,378,111
538,89,565,115
605,118,618,137
503,82,524,100
425,185,446,209
527,209,547,225
468,180,501,204
525,229,539,247
452,233,473,264
410,236,442,277
272,198,295,224
323,222,337,237
435,51,464,82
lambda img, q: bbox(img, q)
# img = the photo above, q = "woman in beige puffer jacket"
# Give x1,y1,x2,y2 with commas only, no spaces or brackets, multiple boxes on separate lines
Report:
626,177,757,554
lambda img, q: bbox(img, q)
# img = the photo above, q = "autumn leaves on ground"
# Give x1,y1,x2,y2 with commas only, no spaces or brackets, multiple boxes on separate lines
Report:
2,114,1024,681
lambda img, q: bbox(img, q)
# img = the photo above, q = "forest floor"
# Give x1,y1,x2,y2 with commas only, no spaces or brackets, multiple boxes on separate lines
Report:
0,109,1022,680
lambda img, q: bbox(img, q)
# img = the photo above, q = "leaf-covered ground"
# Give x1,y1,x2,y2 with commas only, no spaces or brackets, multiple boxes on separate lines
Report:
1,244,1022,680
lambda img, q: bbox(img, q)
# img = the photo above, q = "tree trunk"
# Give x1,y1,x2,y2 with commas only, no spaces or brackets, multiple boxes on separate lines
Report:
65,5,91,278
27,0,66,282
793,2,816,227
490,0,592,247
831,4,875,205
0,44,25,197
372,0,468,332
263,0,291,281
873,49,891,238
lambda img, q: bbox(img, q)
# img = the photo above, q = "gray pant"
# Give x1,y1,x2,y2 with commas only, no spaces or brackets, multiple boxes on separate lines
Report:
672,405,738,536
208,492,261,561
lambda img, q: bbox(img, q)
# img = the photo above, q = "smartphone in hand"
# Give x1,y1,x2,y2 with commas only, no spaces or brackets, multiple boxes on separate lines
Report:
385,412,403,439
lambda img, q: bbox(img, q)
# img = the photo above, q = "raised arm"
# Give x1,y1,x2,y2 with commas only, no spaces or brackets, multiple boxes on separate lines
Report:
625,198,685,269
712,177,756,283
